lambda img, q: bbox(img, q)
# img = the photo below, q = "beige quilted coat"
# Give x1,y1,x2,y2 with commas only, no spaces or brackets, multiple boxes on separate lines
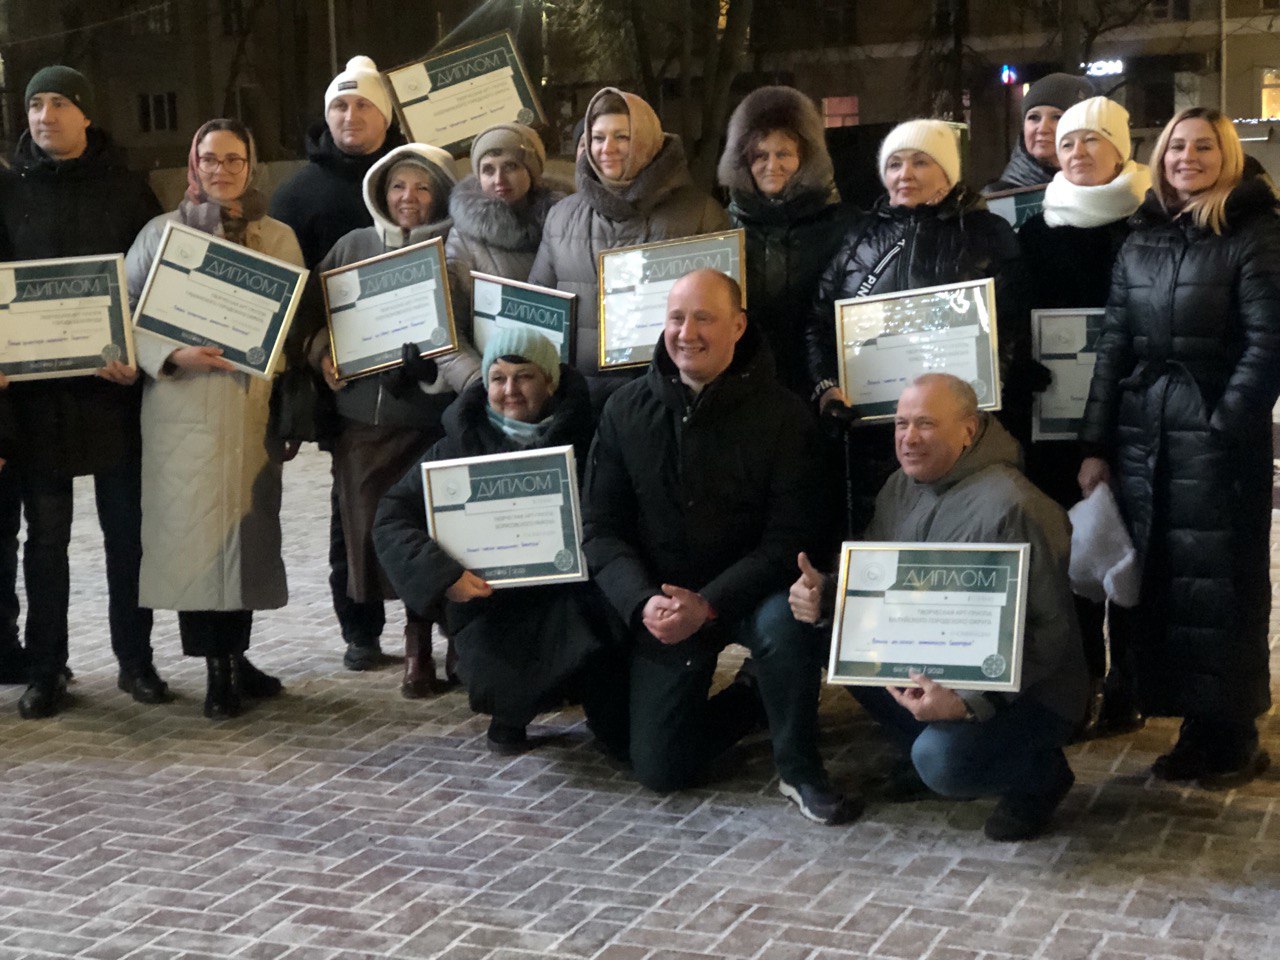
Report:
127,210,304,611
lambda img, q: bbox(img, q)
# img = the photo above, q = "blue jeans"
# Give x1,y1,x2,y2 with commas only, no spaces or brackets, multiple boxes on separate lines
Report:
851,687,1075,799
20,456,154,682
621,592,828,793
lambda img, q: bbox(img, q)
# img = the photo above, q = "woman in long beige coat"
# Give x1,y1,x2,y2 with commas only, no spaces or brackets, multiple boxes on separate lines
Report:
126,118,303,720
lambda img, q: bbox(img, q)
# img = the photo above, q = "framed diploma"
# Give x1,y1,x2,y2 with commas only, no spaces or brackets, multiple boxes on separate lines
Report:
471,272,575,365
132,221,307,379
1032,308,1105,442
323,238,458,381
422,445,587,589
835,278,1000,422
597,229,746,371
985,184,1046,229
384,32,546,157
827,542,1029,692
0,255,134,381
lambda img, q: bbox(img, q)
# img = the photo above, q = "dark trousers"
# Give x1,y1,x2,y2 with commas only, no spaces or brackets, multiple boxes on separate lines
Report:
851,687,1075,799
328,475,384,644
20,457,153,682
178,610,253,658
612,592,828,793
0,467,19,648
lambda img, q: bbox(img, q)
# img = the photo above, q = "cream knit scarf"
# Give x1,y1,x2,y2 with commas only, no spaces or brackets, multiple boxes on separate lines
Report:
1042,161,1152,229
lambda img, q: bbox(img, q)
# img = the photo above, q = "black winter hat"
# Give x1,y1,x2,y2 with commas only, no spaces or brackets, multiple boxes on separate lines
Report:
24,65,93,118
1022,73,1093,116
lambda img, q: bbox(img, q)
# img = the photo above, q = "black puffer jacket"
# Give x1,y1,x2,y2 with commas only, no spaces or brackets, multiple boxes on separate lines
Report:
373,366,618,723
583,323,825,632
0,127,162,476
1080,177,1280,721
268,123,406,269
807,185,1034,443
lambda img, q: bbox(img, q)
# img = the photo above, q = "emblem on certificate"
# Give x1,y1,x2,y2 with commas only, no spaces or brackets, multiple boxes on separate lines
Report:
827,542,1029,691
323,238,458,381
985,184,1046,229
597,229,746,371
0,255,134,381
422,445,587,588
1031,308,1104,442
132,222,307,380
835,277,1000,422
384,31,547,157
471,272,575,365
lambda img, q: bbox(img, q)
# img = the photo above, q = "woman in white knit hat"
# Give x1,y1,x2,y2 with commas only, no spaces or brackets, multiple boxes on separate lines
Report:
806,118,1034,533
1018,97,1151,737
446,123,570,314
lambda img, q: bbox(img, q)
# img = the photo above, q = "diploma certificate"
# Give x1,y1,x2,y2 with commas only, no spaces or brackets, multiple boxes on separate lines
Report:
0,255,134,381
132,222,307,379
986,185,1046,229
422,445,587,588
385,32,546,156
472,272,575,365
324,238,457,380
828,542,1028,691
835,278,1000,421
1032,308,1105,442
598,230,746,370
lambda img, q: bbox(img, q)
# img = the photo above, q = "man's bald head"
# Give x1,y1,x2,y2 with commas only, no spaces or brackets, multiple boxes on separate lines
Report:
664,269,747,391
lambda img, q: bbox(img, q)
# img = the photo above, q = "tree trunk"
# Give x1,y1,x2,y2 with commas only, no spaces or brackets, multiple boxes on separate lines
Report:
627,0,661,106
1060,0,1084,73
690,0,755,187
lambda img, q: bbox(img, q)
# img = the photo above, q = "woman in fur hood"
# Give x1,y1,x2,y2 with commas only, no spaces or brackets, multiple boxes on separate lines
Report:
446,123,569,311
718,86,857,396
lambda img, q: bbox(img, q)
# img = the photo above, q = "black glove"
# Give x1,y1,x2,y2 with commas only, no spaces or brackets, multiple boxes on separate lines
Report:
819,399,860,439
386,343,438,399
1005,359,1054,396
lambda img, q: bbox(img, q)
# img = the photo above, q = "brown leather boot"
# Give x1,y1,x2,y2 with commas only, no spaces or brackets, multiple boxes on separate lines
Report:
402,622,448,699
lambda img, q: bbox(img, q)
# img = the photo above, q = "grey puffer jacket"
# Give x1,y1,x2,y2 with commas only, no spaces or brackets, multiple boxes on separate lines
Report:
445,174,569,297
527,136,729,375
866,414,1089,726
316,144,480,430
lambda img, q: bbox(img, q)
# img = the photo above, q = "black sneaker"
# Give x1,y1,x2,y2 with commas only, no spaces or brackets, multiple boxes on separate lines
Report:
343,640,381,671
18,674,68,719
237,656,283,699
117,664,174,704
486,720,530,756
983,765,1074,842
1198,747,1271,790
778,779,864,825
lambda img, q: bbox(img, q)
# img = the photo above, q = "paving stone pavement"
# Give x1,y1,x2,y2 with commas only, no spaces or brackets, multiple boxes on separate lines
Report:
0,446,1277,960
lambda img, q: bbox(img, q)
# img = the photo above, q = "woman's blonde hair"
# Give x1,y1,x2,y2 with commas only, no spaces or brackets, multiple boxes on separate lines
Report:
1150,107,1243,234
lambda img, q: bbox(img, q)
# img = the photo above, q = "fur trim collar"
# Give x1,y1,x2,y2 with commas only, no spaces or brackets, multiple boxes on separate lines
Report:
448,174,569,252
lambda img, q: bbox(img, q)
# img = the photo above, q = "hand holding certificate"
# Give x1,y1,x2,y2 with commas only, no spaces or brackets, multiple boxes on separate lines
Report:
827,542,1028,692
422,445,586,588
834,278,1000,422
0,254,134,382
132,222,307,379
323,238,458,380
597,230,746,370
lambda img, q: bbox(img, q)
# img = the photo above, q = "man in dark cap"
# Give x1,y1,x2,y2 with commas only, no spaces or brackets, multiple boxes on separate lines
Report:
983,72,1095,194
0,65,165,718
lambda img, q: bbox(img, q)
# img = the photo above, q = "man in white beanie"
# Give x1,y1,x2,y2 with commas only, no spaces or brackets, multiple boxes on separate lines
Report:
269,55,406,671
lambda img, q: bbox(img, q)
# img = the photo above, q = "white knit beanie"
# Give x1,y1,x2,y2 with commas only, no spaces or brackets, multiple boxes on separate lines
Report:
878,119,961,187
1056,96,1132,162
325,55,392,128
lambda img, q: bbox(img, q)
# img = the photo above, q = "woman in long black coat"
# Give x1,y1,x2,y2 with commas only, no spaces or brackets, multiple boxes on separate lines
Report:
1079,107,1280,787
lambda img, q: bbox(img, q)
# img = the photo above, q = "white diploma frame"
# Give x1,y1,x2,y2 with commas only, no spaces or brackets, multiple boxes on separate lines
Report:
834,278,1000,422
323,238,458,381
1031,308,1105,442
422,445,587,589
827,541,1028,692
384,31,546,157
597,230,746,371
471,272,576,366
0,254,134,382
131,221,307,380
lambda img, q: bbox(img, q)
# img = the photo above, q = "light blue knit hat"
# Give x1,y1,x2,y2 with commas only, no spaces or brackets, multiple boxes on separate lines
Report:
481,327,560,392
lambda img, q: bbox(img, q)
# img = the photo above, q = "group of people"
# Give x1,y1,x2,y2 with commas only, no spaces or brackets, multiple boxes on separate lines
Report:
1,55,1277,843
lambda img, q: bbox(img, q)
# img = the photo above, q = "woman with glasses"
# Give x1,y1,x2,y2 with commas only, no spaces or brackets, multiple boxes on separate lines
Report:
125,118,304,720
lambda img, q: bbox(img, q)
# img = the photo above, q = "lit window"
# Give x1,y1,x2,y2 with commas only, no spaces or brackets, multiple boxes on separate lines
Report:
1263,69,1280,120
823,96,859,128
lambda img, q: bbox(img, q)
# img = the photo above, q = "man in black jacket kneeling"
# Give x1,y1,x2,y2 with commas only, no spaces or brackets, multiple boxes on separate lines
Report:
582,269,859,824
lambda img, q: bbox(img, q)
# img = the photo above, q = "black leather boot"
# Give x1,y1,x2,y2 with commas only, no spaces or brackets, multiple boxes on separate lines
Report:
203,655,242,719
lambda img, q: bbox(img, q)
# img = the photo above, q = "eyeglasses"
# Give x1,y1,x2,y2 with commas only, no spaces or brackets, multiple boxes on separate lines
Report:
197,155,248,174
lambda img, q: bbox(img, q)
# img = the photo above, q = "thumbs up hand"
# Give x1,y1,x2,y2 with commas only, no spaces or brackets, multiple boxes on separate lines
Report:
789,552,829,624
